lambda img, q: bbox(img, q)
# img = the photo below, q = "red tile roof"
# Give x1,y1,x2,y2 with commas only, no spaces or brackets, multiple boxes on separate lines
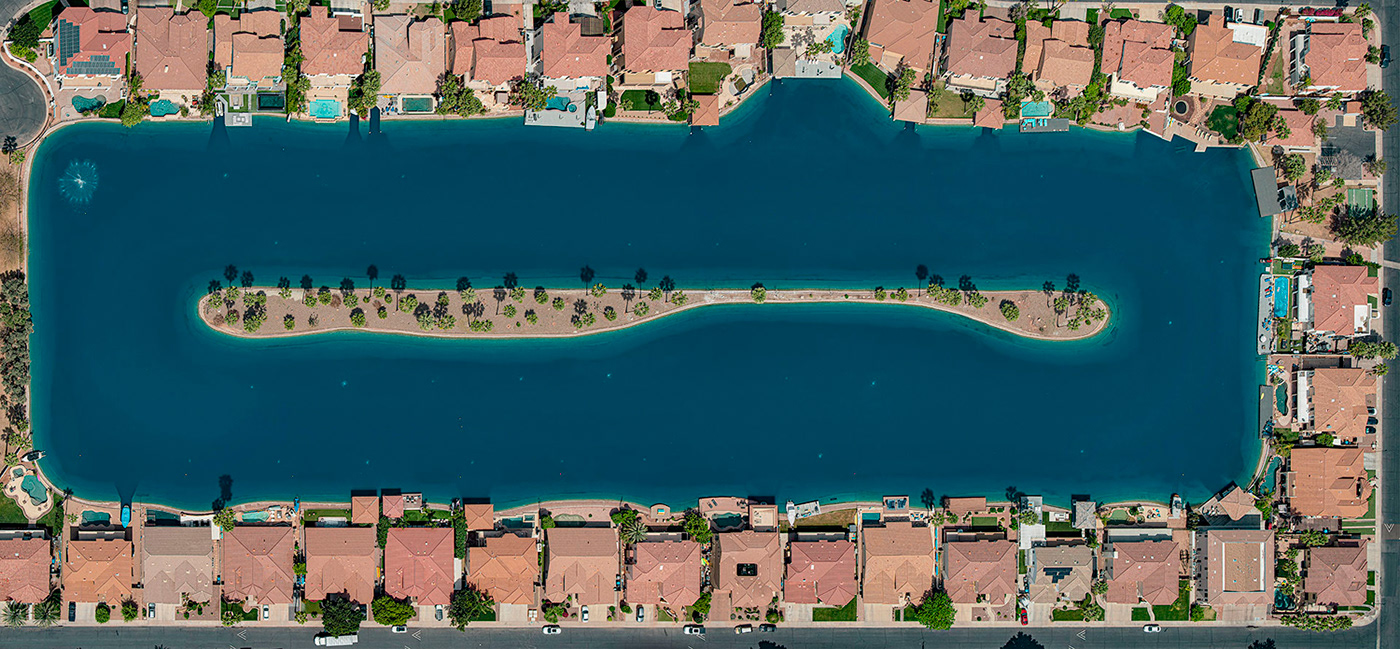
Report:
467,533,538,606
700,0,761,47
54,8,132,77
943,539,1016,604
222,526,295,604
1106,540,1179,605
1289,447,1372,518
867,0,941,70
1309,367,1375,445
862,522,934,605
375,16,447,96
135,9,207,92
454,17,527,86
63,538,133,604
302,8,369,77
715,530,782,609
623,7,690,73
1267,109,1317,148
627,539,702,607
381,495,405,519
350,496,378,526
1311,265,1378,334
1103,20,1173,89
304,527,378,605
1205,530,1273,608
543,13,610,79
943,18,1017,80
1305,22,1367,92
214,12,284,86
1188,15,1262,87
692,93,721,126
1037,39,1095,88
784,540,856,605
1305,541,1368,607
544,527,617,607
973,99,1005,128
384,527,455,606
0,538,50,603
462,504,494,531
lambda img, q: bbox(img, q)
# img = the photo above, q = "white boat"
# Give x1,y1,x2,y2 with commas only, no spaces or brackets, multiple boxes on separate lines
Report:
20,450,44,463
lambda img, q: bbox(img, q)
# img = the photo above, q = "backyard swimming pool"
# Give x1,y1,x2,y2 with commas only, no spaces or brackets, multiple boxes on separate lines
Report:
241,510,270,522
544,96,576,112
149,100,179,117
1273,276,1290,318
827,25,849,54
309,99,342,119
80,511,110,525
402,97,433,113
20,475,46,505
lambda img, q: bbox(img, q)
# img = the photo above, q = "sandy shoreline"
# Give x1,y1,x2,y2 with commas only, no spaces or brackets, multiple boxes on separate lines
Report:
196,283,1112,342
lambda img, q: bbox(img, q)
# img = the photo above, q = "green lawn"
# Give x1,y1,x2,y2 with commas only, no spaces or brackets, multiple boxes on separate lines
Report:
1207,106,1238,140
656,607,675,622
303,599,322,617
1051,608,1084,621
970,516,1000,527
1264,55,1286,95
620,89,664,112
1042,512,1077,533
98,101,125,119
851,62,891,99
1109,8,1134,19
1131,607,1150,621
1151,580,1192,621
221,600,259,621
1369,571,1376,586
302,508,350,524
1018,550,1027,575
1367,589,1376,605
813,598,857,622
1086,8,1099,23
688,62,732,95
25,1,60,28
401,509,451,523
0,493,28,525
927,82,977,119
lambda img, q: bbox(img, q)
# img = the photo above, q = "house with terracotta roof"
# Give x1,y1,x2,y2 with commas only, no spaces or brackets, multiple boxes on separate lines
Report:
692,93,721,126
1102,19,1174,101
1291,22,1367,93
223,526,295,605
375,16,446,100
1286,447,1373,519
1296,367,1375,446
0,535,50,603
541,12,609,84
779,0,844,19
385,527,455,607
1026,544,1093,604
213,11,284,90
943,539,1017,605
866,0,940,73
51,8,132,88
941,17,1016,96
63,534,133,606
620,7,690,82
1265,109,1319,151
543,527,618,608
304,526,378,604
451,16,527,92
699,0,760,56
1188,15,1263,99
892,89,928,123
141,526,213,606
1305,540,1368,607
350,495,378,526
1203,529,1274,619
382,494,406,519
714,530,782,609
1024,20,1094,92
861,521,934,605
785,540,856,606
1303,265,1378,337
626,538,702,609
134,9,207,97
1104,540,1179,605
1196,483,1263,529
467,533,538,607
462,503,494,531
301,8,369,117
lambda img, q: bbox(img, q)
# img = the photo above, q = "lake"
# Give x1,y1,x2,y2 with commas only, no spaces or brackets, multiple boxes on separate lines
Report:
28,79,1267,511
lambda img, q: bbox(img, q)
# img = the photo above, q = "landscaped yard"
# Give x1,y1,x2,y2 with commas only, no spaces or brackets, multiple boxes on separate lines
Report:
927,82,977,119
794,508,855,529
851,62,891,99
1207,105,1238,140
620,89,665,112
1042,512,1077,533
1151,580,1192,621
688,62,732,95
0,493,27,525
1131,607,1150,621
1109,8,1134,19
1264,54,1286,95
970,515,1000,527
1051,608,1084,621
402,509,451,523
221,600,259,622
813,598,857,622
302,508,350,524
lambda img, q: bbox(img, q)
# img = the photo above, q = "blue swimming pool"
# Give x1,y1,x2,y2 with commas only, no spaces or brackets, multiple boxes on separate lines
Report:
712,513,744,529
544,96,575,112
309,99,342,119
827,25,849,55
80,511,110,525
241,511,269,522
1273,276,1290,318
1021,101,1053,118
20,474,46,505
149,99,180,117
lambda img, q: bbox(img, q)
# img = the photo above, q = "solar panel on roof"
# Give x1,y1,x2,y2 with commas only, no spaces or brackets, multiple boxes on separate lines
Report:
58,19,81,67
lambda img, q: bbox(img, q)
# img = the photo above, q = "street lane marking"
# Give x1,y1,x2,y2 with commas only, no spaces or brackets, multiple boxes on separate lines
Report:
237,630,247,640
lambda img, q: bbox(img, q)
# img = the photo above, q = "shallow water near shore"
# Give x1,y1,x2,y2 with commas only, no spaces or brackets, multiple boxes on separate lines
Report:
29,79,1266,511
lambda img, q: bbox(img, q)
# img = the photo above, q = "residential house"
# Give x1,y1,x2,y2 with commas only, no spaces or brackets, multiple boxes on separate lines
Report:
784,540,856,606
1026,545,1093,604
1104,540,1179,605
699,0,761,57
620,7,691,83
866,0,941,73
1196,483,1263,529
0,535,50,603
943,539,1017,605
304,527,377,604
1102,19,1174,101
1026,20,1094,93
1291,22,1367,93
1286,447,1373,519
1295,367,1375,446
692,93,722,125
1203,529,1274,619
375,16,446,101
141,526,214,607
382,494,406,520
51,8,132,88
349,495,378,526
714,530,783,609
467,533,538,607
1305,540,1368,607
543,527,618,608
779,0,845,21
461,503,494,532
1268,109,1319,151
941,17,1017,96
301,8,370,117
222,526,295,605
213,11,284,89
63,534,133,606
1188,15,1263,99
134,9,207,98
626,539,703,609
1302,265,1379,337
1072,500,1098,531
861,521,935,605
451,16,527,93
384,527,455,606
541,12,609,89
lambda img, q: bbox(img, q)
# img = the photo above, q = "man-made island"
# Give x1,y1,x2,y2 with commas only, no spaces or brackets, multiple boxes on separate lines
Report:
198,277,1110,341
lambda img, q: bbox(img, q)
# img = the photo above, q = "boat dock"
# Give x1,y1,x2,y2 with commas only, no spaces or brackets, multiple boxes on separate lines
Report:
1257,273,1275,355
1020,118,1070,133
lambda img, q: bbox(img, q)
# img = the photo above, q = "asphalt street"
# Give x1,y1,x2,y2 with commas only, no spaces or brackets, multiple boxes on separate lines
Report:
0,0,48,146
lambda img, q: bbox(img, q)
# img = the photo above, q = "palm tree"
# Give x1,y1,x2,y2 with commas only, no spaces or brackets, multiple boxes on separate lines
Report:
659,276,675,301
620,518,648,544
392,274,407,309
4,601,28,627
634,268,648,286
915,265,928,296
503,273,518,290
224,265,238,287
32,599,57,627
367,265,379,290
580,266,595,288
1041,281,1055,306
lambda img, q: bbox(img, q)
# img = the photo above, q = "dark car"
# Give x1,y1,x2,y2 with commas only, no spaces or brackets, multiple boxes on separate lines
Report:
759,624,777,632
68,601,75,622
1385,288,1393,306
1383,45,1393,69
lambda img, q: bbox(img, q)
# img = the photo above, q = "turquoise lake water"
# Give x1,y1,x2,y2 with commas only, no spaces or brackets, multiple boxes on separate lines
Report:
29,79,1267,511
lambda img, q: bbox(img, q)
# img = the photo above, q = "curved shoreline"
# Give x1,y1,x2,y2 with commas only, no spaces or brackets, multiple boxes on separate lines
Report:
195,283,1112,342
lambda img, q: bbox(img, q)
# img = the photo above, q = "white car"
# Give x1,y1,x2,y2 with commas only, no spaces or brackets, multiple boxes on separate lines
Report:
1143,624,1162,633
636,605,645,622
735,624,753,634
542,625,562,635
261,604,269,620
581,605,589,622
683,625,706,635
434,604,443,621
390,625,407,634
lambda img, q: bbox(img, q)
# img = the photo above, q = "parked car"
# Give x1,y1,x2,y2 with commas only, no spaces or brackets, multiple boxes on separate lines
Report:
1367,426,1377,436
581,606,589,623
683,625,706,635
262,604,269,620
542,625,562,635
1383,45,1392,69
67,601,75,622
735,624,754,634
1144,624,1162,633
314,634,358,646
147,603,155,619
1370,406,1378,415
1385,288,1393,306
1020,610,1028,625
435,604,443,621
636,605,645,622
391,626,408,634
759,623,776,632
